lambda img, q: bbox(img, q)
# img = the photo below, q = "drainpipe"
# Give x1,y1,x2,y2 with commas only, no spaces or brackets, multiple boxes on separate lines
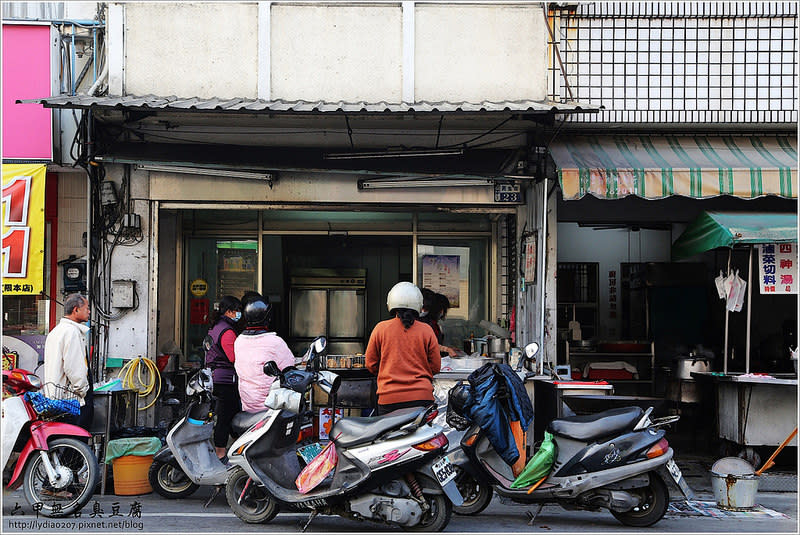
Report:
87,62,108,96
539,178,548,375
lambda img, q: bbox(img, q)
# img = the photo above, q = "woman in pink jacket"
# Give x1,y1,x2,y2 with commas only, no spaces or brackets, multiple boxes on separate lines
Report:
233,296,295,412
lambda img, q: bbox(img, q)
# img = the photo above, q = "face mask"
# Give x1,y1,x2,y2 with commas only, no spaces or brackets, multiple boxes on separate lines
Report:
233,311,242,322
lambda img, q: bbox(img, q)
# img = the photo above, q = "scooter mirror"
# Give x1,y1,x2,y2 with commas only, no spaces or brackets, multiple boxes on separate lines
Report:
263,361,281,377
311,336,327,354
524,342,540,360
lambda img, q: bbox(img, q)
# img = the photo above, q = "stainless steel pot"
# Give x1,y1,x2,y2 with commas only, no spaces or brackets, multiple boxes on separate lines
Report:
673,356,712,380
463,338,487,355
486,336,511,354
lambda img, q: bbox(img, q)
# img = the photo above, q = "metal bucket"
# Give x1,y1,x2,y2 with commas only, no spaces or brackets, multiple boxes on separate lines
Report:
710,457,759,510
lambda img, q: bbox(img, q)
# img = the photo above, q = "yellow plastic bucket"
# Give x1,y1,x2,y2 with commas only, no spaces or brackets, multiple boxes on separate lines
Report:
112,454,154,495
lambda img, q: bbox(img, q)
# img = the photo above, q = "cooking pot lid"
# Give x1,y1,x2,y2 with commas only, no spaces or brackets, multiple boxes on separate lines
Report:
673,355,711,361
710,456,755,476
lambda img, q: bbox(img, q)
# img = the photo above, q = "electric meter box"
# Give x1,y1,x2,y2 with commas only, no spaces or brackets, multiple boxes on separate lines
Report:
62,260,87,294
111,280,136,308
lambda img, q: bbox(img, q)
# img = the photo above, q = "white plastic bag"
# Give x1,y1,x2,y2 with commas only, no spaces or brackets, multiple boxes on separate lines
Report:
264,386,302,412
732,271,747,312
714,270,726,299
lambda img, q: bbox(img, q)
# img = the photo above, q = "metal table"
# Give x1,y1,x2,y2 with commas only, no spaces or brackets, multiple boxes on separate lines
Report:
692,372,798,447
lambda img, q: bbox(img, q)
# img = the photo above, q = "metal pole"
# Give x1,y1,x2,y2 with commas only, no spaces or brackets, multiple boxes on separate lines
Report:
724,249,731,375
539,178,548,375
745,245,753,373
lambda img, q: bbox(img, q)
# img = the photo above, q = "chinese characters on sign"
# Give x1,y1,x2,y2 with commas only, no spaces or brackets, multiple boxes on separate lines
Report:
2,164,46,295
421,255,460,308
758,243,798,295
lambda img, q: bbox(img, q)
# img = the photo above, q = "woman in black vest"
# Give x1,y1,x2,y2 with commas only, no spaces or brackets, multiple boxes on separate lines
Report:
204,295,242,460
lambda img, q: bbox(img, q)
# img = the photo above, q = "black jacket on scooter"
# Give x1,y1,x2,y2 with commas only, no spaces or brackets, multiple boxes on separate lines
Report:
463,363,534,465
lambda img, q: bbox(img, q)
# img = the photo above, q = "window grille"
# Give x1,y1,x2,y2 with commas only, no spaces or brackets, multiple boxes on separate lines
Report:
548,2,798,125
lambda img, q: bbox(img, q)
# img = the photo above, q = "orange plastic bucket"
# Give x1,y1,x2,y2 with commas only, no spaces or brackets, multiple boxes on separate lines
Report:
112,454,154,495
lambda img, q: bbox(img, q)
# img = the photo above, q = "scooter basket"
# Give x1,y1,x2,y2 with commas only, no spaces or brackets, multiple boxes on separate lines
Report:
24,384,80,420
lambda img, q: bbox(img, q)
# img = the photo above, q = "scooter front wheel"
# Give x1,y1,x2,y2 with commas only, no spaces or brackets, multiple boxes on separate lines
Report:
452,467,493,516
610,470,669,527
148,460,199,499
225,466,278,524
22,437,98,518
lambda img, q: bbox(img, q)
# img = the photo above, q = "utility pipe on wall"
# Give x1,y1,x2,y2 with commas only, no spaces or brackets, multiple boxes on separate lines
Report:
539,177,547,375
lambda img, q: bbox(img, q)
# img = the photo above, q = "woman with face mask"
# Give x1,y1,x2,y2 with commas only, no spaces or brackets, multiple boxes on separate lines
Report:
204,295,243,460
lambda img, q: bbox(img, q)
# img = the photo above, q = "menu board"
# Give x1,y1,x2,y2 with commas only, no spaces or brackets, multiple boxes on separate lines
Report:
421,255,460,307
217,248,257,301
758,243,798,295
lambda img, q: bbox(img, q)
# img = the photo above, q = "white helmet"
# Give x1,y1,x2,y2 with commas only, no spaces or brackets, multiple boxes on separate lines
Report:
387,282,423,314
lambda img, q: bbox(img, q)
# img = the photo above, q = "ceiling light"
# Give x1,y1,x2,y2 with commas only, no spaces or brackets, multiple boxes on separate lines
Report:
358,177,495,189
136,164,273,182
325,148,464,160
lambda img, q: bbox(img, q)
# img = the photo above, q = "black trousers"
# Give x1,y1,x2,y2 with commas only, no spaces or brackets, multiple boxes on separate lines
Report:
212,383,241,448
376,399,434,416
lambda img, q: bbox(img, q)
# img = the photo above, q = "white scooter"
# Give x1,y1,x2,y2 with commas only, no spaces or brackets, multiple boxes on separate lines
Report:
148,369,230,506
225,336,463,531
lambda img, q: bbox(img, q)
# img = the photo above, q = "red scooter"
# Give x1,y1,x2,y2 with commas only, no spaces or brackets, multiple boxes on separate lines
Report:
2,368,99,517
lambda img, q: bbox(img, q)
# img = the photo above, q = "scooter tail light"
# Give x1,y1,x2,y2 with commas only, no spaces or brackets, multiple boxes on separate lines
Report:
297,425,314,443
412,433,448,451
646,438,669,458
424,409,439,424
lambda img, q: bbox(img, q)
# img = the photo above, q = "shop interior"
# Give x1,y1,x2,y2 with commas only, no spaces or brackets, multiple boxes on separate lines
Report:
167,208,509,368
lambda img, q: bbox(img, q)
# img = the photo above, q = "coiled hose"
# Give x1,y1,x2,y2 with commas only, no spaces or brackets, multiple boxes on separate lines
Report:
119,357,161,410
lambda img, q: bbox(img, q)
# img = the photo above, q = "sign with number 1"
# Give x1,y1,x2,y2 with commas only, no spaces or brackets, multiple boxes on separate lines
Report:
2,164,45,295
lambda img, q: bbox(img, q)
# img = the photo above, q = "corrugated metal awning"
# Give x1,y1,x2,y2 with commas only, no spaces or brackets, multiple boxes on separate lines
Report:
551,135,797,200
19,94,597,115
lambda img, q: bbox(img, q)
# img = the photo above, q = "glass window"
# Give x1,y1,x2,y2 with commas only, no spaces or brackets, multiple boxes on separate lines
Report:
417,238,487,347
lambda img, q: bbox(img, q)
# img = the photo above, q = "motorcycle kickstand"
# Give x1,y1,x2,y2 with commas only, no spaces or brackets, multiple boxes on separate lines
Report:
301,509,318,533
526,504,544,526
203,485,223,508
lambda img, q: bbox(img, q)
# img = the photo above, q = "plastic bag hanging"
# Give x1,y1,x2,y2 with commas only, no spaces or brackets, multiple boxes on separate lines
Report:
714,270,726,299
725,270,740,312
732,270,747,312
296,440,338,493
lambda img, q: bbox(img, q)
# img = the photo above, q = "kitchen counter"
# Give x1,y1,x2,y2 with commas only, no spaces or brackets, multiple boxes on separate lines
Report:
691,371,797,385
691,371,797,447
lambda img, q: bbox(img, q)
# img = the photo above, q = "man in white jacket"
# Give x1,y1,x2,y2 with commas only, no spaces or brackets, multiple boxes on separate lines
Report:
44,293,93,430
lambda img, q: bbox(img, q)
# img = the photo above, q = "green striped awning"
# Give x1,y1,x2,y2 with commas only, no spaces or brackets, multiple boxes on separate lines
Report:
551,135,797,200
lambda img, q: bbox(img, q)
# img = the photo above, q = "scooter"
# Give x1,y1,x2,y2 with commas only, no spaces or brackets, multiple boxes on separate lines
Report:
2,368,99,517
225,336,463,531
148,368,230,506
446,342,694,528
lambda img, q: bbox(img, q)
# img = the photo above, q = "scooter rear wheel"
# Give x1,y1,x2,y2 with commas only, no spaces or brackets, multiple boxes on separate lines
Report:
610,470,669,527
148,460,199,499
225,466,279,524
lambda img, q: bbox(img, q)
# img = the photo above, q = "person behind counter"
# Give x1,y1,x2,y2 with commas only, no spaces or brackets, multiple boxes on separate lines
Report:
419,288,458,357
204,295,242,459
365,282,441,416
234,296,295,412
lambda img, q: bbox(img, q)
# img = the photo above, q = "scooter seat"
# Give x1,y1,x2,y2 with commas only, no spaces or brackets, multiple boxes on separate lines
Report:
231,410,270,435
547,406,643,441
330,407,425,448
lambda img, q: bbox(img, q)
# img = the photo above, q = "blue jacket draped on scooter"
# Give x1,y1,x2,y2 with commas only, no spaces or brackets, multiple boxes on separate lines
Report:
463,362,534,465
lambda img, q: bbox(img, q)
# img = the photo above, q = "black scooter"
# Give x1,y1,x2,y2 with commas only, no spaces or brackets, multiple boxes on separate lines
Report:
446,342,694,528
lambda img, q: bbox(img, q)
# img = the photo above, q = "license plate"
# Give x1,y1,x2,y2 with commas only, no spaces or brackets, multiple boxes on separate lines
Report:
666,459,683,483
432,456,457,486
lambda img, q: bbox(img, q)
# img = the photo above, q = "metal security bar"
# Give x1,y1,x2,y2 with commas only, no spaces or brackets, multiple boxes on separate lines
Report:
549,2,798,125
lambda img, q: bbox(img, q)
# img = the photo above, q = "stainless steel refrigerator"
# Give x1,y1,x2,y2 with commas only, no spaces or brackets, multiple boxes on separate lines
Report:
289,268,366,356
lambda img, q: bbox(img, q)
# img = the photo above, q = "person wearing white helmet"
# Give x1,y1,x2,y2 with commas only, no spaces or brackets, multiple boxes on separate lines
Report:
365,282,441,415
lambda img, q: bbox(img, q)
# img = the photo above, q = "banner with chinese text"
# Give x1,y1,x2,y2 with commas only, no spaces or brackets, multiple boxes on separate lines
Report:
758,243,798,294
2,163,46,295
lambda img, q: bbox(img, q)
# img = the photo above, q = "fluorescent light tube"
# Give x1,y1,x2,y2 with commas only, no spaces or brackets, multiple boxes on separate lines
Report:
137,164,273,181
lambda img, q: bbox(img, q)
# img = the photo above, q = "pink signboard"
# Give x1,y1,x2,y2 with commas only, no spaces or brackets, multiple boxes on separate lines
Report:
2,24,53,160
